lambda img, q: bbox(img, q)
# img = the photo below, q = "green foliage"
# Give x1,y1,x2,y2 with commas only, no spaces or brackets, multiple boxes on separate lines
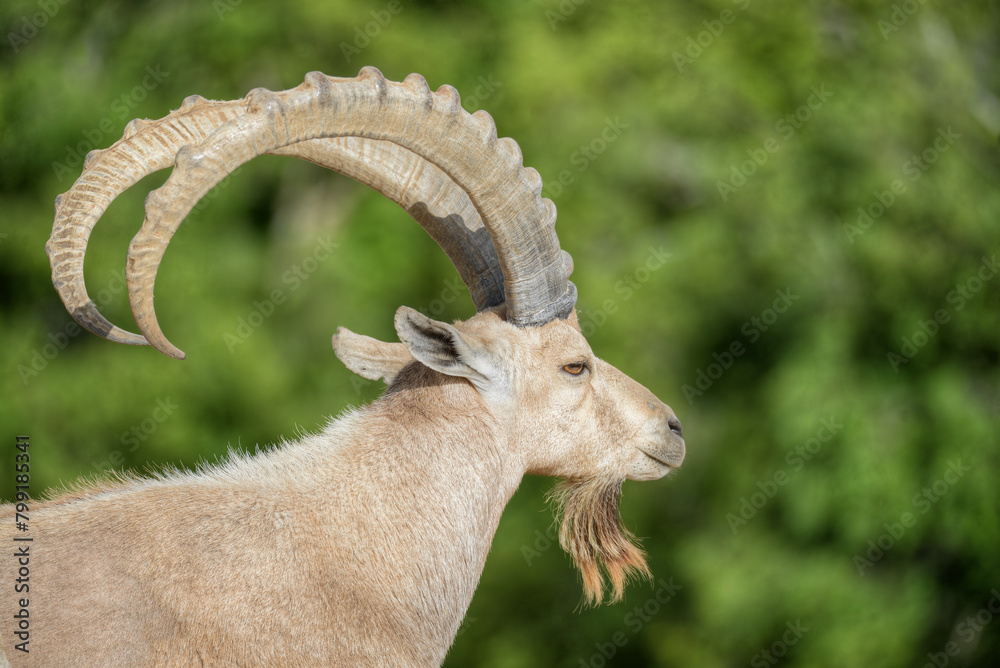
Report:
1,0,998,665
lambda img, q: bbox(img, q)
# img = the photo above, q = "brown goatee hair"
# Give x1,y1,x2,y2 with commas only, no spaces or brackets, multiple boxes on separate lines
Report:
549,477,651,606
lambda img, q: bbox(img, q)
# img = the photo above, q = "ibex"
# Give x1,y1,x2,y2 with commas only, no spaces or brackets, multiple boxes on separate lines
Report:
2,67,684,667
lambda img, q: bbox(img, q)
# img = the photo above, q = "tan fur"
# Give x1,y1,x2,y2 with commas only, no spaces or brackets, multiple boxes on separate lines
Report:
1,308,682,667
333,326,412,383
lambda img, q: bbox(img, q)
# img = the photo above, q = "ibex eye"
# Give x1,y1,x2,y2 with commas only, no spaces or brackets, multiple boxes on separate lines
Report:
562,363,586,375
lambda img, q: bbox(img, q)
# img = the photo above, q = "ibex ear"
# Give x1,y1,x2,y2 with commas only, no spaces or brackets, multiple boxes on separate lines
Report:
394,306,500,391
332,327,413,384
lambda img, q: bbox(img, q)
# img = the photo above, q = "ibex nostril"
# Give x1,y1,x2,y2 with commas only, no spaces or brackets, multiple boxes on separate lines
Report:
668,417,683,437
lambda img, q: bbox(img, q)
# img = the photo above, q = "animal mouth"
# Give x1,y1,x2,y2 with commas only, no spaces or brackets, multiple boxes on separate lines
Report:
639,428,685,469
640,447,683,469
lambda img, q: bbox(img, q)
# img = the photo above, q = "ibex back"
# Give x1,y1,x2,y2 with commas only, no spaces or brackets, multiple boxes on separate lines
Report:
2,67,684,667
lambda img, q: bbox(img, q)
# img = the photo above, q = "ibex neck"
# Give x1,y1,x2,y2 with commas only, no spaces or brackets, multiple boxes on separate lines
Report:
303,370,523,664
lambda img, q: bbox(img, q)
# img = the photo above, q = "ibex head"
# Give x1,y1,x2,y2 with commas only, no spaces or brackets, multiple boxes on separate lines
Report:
47,67,684,605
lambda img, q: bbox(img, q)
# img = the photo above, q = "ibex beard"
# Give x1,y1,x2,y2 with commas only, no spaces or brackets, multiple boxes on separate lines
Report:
550,477,651,606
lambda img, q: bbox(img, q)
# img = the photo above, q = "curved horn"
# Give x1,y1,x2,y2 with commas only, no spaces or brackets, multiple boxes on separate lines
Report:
51,68,576,359
49,97,506,346
128,68,575,358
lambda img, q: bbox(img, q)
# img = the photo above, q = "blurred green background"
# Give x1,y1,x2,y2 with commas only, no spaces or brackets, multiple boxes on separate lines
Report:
2,0,999,666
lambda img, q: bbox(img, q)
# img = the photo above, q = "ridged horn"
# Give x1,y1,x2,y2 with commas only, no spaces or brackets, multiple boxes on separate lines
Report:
48,94,506,347
50,68,576,359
